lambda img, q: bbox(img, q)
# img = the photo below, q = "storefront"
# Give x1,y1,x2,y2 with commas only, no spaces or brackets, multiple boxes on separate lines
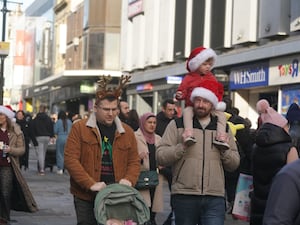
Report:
229,54,300,128
229,60,277,127
269,54,300,115
126,75,184,116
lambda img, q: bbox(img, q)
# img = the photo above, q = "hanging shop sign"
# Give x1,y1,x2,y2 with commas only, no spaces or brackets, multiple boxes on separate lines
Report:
229,61,269,90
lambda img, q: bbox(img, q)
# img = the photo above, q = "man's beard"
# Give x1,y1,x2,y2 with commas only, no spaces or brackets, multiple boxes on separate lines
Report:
194,107,210,118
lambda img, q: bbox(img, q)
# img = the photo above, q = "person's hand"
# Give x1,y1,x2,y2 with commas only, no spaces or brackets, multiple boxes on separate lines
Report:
175,91,183,99
3,145,10,154
139,151,148,160
119,179,132,187
90,182,106,191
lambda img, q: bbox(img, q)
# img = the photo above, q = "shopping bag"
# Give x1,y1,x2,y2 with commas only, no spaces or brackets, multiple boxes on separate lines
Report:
232,173,253,222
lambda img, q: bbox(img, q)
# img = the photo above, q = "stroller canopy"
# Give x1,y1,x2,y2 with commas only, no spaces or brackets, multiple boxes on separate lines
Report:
94,183,150,224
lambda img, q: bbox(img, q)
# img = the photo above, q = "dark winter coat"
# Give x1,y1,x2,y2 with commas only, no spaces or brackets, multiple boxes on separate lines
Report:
155,111,174,137
251,123,292,225
263,159,300,225
31,112,54,140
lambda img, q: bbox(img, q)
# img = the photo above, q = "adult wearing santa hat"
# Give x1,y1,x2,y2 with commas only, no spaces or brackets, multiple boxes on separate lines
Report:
0,105,27,223
157,81,239,225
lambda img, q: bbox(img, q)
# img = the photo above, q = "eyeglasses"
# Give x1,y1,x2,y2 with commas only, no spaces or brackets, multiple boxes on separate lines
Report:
97,106,118,113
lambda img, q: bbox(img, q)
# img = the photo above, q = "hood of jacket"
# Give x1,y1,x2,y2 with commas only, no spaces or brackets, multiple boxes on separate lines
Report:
35,112,50,121
256,123,291,147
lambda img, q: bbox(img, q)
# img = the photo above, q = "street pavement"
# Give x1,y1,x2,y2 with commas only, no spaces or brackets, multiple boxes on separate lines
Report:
10,148,247,225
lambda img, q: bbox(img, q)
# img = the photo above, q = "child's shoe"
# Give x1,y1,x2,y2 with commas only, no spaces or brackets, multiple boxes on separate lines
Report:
213,140,230,151
182,128,197,147
214,132,229,151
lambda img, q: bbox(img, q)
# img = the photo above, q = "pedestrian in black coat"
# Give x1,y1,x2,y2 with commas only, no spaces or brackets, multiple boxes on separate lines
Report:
16,110,37,170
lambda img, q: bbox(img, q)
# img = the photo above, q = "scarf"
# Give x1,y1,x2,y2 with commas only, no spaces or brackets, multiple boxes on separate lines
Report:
139,112,156,144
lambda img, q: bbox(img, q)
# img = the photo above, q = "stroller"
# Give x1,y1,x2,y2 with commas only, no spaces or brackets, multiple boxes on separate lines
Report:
94,183,150,225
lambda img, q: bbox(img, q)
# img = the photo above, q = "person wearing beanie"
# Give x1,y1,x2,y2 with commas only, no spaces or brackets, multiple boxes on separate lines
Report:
286,102,300,154
0,105,26,223
175,46,228,150
157,84,239,225
250,99,299,225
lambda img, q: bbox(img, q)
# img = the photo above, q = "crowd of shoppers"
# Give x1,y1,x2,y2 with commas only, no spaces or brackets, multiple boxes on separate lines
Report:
3,46,300,225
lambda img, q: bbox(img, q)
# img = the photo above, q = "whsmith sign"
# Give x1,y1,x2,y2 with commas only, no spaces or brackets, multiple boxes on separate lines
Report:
229,61,269,90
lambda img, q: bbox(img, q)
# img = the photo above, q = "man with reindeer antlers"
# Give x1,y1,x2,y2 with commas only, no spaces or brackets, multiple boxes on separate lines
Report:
64,75,141,225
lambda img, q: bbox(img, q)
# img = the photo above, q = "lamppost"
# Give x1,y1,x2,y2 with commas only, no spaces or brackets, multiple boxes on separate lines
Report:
0,0,8,105
0,0,22,105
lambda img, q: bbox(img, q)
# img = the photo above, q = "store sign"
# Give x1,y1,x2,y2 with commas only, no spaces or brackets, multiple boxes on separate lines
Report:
0,42,9,56
80,81,96,94
166,76,182,84
229,62,269,90
136,83,153,91
269,55,300,85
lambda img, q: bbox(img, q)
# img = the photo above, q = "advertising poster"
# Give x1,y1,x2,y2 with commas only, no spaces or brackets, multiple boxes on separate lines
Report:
281,87,300,115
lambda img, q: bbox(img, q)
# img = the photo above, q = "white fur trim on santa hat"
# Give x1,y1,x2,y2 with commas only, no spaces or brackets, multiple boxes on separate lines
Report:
188,48,217,72
0,106,15,119
216,101,226,111
190,87,218,108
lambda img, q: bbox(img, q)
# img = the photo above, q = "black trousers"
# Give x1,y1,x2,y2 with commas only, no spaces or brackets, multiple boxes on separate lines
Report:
74,196,98,225
0,166,13,222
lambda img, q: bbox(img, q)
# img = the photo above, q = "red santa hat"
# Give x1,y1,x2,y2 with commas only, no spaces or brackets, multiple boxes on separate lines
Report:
186,46,217,72
190,80,226,111
0,105,15,119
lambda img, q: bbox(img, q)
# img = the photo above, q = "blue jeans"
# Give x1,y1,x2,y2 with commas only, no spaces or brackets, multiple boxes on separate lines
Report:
56,135,67,170
173,194,225,225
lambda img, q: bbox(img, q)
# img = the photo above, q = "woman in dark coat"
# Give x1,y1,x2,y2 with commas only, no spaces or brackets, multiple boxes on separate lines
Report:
16,110,37,170
250,99,299,225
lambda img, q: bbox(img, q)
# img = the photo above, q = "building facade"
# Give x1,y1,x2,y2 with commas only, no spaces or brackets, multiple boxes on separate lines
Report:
21,0,122,115
121,0,300,127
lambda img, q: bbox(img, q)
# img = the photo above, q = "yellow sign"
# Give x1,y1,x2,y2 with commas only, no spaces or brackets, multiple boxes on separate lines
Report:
0,42,10,56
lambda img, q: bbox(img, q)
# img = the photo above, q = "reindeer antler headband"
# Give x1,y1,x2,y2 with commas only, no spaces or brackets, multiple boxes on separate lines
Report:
96,75,131,100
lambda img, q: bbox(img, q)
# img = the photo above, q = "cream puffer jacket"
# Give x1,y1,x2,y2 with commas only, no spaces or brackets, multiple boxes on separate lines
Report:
156,116,240,197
